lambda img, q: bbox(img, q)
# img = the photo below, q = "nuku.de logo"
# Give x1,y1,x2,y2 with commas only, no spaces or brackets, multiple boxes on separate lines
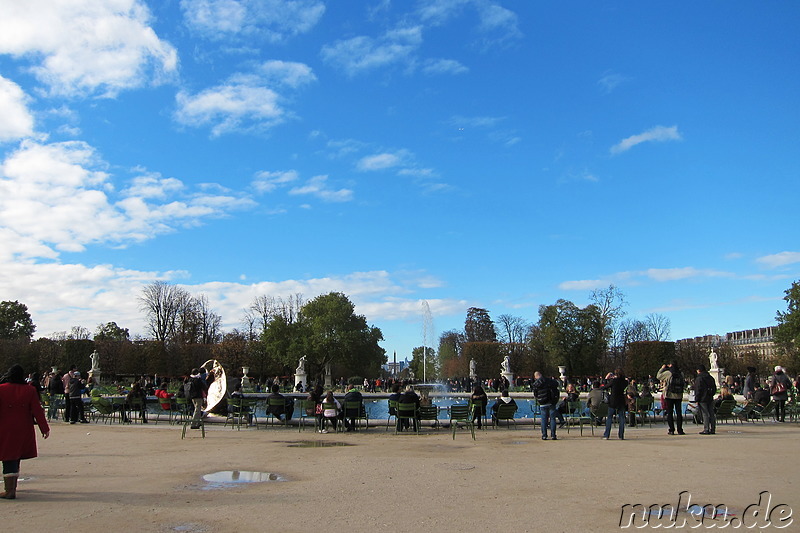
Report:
619,491,793,529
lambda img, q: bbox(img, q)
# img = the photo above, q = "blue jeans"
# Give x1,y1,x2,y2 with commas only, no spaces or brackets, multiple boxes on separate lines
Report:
604,406,626,438
540,404,557,438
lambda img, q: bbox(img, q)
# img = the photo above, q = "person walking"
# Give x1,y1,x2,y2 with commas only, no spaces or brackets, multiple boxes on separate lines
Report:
694,365,717,435
0,364,50,500
603,369,628,440
657,361,685,436
184,369,207,430
532,371,560,441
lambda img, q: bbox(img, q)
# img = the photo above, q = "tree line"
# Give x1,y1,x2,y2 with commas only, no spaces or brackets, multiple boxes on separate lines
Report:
0,287,386,384
1,280,799,382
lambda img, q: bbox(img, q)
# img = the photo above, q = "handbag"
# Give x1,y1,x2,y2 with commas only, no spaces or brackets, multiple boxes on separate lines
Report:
315,403,323,415
770,381,786,395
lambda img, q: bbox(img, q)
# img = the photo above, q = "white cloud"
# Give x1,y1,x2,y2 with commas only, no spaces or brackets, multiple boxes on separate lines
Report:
174,61,315,136
320,26,423,76
181,0,325,43
357,152,405,171
0,0,178,97
288,175,353,203
252,170,299,193
756,251,800,269
0,140,253,259
610,125,682,154
597,71,629,94
0,76,35,141
558,279,608,291
422,58,468,75
256,60,316,88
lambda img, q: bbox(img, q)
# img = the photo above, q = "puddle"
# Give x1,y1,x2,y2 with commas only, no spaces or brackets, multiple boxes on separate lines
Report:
285,440,355,448
169,524,207,532
200,470,286,489
436,462,475,471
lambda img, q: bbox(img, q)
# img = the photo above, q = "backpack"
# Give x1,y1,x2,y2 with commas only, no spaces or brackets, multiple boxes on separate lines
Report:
668,371,685,395
184,377,201,399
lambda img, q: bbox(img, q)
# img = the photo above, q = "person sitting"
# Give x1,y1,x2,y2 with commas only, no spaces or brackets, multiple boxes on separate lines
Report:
491,389,517,422
319,391,340,433
752,385,770,408
343,384,363,432
388,383,402,417
586,381,605,423
556,383,579,428
266,384,293,422
306,385,324,429
122,381,148,423
397,385,420,431
626,380,640,426
154,383,174,411
470,385,488,429
713,385,734,409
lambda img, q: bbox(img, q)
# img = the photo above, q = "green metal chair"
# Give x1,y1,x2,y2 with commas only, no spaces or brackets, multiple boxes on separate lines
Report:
385,399,398,431
634,397,655,428
750,400,775,423
344,401,369,431
299,399,319,432
492,403,518,429
449,404,475,440
265,397,290,428
714,399,738,425
395,402,419,434
564,401,593,435
418,405,440,430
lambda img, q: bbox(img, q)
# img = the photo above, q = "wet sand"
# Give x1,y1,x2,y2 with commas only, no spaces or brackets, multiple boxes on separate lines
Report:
5,418,799,532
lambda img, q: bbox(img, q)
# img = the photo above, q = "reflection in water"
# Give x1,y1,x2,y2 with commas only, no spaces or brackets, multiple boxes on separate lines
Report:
202,471,285,484
286,440,355,448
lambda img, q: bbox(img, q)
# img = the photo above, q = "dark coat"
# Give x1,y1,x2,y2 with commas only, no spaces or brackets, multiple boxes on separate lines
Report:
694,372,717,403
606,376,628,410
0,383,49,461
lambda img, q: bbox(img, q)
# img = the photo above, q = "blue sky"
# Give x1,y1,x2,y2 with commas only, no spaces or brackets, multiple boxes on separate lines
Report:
1,1,798,361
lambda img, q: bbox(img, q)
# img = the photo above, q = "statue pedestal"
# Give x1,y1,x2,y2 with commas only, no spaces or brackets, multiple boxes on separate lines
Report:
295,371,307,390
89,370,101,385
712,368,724,389
501,371,514,388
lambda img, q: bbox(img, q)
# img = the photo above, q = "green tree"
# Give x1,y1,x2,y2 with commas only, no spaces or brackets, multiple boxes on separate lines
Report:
410,346,437,381
0,300,36,341
537,299,604,377
94,322,130,342
263,292,386,382
465,307,496,342
438,330,465,378
775,280,800,366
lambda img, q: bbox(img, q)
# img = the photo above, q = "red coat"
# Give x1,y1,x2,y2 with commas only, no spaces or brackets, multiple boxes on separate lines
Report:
0,383,50,461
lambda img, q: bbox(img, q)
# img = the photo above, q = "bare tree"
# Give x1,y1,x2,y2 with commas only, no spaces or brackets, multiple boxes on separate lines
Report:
496,314,529,345
644,313,671,341
138,281,191,343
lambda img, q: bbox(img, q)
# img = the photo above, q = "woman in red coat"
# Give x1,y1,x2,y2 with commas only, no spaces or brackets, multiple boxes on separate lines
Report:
0,364,50,500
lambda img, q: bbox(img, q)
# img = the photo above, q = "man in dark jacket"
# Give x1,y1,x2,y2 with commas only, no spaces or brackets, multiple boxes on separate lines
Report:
603,369,628,440
266,384,294,422
695,365,717,435
532,371,560,441
185,369,208,430
343,385,363,432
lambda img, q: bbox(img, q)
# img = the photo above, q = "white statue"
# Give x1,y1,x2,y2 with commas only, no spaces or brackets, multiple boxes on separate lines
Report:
469,358,477,376
709,349,719,371
501,355,511,374
296,356,306,374
89,350,100,372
